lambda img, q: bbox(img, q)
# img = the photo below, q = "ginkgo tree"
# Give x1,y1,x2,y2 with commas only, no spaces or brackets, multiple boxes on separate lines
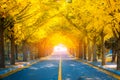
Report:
0,0,47,66
0,0,58,67
61,0,120,68
105,0,120,70
0,0,18,67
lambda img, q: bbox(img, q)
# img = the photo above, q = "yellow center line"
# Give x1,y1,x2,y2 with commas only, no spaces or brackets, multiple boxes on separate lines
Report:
58,57,62,80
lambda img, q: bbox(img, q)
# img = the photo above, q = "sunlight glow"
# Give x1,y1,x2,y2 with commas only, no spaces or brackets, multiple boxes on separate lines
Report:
53,44,67,53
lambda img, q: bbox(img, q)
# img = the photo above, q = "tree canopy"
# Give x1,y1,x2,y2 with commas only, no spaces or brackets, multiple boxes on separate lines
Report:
0,0,120,70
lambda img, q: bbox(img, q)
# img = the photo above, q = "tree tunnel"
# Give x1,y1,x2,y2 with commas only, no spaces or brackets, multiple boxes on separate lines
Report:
37,32,83,58
0,0,120,70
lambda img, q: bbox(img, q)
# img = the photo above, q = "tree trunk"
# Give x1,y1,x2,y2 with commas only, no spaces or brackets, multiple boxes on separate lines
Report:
111,49,116,62
78,42,82,59
37,46,41,58
30,53,33,60
101,33,106,65
10,38,15,65
7,42,10,62
101,45,106,65
117,40,120,70
15,45,18,60
38,45,41,58
83,41,87,60
23,48,28,61
0,29,5,68
88,40,92,61
22,41,28,61
117,50,120,70
93,42,97,62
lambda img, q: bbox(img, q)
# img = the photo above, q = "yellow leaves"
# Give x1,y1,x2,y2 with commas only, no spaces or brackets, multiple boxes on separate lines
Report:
0,0,119,48
48,32,76,48
29,0,39,4
102,24,113,41
114,12,120,21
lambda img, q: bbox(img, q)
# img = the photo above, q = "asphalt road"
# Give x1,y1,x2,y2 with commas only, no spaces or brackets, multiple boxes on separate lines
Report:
62,60,117,80
1,52,117,80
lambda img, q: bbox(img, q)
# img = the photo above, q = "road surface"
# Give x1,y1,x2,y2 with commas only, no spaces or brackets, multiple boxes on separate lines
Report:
1,53,117,80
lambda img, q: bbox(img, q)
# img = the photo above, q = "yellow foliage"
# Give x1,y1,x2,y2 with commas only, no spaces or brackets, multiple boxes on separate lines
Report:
1,0,120,48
